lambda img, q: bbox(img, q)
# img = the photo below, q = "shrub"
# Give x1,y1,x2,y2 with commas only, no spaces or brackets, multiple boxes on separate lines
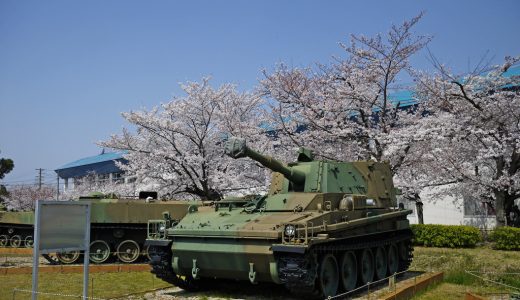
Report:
490,226,520,250
411,224,481,248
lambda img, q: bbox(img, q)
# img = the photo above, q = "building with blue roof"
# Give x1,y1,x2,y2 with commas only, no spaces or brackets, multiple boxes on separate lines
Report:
54,150,130,191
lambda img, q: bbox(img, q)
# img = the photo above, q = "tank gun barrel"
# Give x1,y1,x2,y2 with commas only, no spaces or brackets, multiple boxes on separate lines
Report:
224,138,305,184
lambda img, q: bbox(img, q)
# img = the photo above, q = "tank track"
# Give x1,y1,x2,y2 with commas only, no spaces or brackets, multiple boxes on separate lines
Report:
277,229,414,297
1,223,148,265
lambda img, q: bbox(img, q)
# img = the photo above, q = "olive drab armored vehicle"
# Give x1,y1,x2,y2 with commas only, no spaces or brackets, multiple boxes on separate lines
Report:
0,210,34,248
0,192,196,265
146,138,413,298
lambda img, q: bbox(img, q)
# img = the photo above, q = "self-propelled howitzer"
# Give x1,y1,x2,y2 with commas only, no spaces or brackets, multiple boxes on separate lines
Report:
146,138,413,298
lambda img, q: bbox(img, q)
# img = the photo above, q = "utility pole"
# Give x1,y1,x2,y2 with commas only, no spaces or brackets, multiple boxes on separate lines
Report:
56,174,60,200
35,168,44,190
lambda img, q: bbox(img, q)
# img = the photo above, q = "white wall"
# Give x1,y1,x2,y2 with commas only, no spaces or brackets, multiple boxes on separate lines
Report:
406,186,497,229
407,190,464,225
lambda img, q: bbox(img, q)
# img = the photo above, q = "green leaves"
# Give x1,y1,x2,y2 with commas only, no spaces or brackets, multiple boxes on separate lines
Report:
411,224,481,248
0,158,14,179
490,227,520,250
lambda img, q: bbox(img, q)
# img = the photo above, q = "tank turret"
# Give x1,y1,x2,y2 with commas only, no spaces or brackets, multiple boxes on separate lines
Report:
225,137,306,185
225,137,397,208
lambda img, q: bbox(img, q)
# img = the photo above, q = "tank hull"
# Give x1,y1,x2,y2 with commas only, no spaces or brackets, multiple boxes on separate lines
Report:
0,198,194,263
167,207,411,284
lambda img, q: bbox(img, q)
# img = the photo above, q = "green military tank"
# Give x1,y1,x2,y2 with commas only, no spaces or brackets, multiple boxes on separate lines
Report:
0,192,195,264
146,137,413,298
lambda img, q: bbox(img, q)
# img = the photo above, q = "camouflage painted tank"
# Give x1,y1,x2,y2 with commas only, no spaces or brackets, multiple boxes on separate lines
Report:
0,192,196,264
146,138,413,298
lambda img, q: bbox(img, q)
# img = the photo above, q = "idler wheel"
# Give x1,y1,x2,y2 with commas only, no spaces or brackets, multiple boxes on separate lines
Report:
358,248,374,285
56,251,81,264
10,235,22,248
24,236,34,248
387,244,399,275
89,240,111,264
318,254,339,298
0,235,8,247
374,246,388,280
116,240,140,263
340,251,357,291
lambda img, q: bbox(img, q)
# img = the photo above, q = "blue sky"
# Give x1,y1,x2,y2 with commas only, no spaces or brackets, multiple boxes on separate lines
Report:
1,0,519,186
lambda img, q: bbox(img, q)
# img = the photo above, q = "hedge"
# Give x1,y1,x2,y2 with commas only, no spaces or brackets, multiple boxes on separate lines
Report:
411,224,481,248
490,226,520,250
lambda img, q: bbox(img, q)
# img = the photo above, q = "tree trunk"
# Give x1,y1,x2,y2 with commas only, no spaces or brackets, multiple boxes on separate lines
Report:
416,201,424,225
494,189,506,227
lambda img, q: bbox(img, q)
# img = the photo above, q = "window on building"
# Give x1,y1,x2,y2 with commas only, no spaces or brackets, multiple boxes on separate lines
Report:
463,195,496,216
97,174,109,184
112,173,124,184
126,176,137,184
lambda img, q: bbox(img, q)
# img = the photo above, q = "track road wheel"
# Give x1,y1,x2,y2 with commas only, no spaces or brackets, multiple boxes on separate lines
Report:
56,251,81,264
0,235,8,247
318,254,339,298
116,240,140,263
340,251,357,292
358,248,374,285
145,245,152,261
10,235,22,247
374,246,388,280
387,244,399,275
24,236,34,248
89,240,111,264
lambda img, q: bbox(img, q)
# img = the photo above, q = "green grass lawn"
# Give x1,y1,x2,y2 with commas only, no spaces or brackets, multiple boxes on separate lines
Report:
410,246,520,299
1,271,170,300
2,246,519,300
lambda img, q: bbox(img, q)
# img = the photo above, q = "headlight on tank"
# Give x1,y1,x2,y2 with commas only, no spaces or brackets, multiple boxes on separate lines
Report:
284,224,296,237
159,225,166,233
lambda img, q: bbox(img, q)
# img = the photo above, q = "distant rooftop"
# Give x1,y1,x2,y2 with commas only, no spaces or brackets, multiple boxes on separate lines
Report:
55,150,127,179
56,151,126,170
388,64,520,109
503,64,520,78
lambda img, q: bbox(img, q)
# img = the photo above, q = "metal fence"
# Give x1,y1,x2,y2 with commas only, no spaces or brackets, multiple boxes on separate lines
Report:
464,270,520,300
326,269,418,300
12,288,105,300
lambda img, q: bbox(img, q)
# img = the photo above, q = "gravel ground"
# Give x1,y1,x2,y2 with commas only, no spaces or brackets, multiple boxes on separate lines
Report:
0,254,48,267
123,271,424,300
127,283,298,300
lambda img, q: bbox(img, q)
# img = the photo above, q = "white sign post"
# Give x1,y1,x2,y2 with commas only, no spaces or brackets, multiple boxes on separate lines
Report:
32,201,91,300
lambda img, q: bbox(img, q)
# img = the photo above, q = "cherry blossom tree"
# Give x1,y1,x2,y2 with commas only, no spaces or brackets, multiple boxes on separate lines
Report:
4,185,55,211
415,56,520,226
101,78,267,200
261,14,431,207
